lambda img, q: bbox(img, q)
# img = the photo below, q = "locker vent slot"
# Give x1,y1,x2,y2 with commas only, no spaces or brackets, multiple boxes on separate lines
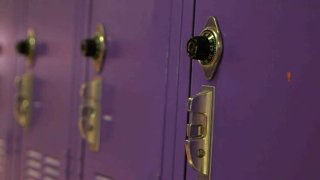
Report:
96,174,113,180
26,168,41,179
26,178,37,180
43,176,56,180
44,156,61,167
0,139,6,176
43,155,61,179
27,150,43,160
25,149,43,179
25,151,61,179
26,159,42,170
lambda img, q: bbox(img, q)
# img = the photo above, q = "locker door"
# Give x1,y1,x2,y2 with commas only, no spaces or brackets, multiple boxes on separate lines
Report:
79,0,176,179
0,0,23,179
160,0,197,180
184,0,320,180
14,0,84,179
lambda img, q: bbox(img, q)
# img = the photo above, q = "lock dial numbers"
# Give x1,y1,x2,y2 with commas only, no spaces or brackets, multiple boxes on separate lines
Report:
187,16,223,80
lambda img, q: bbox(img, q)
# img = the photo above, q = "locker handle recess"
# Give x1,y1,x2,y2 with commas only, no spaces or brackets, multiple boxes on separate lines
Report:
186,86,215,179
14,72,34,129
79,77,102,152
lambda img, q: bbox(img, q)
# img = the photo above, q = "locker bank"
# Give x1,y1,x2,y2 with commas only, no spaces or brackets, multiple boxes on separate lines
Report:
0,0,320,179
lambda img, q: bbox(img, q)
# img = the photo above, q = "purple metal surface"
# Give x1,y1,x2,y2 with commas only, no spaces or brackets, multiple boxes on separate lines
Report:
69,1,93,180
81,0,174,179
185,0,320,179
160,0,193,179
0,0,20,179
15,0,83,179
161,0,196,180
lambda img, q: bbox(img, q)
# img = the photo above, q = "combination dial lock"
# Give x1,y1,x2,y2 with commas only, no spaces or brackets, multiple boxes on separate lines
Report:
187,30,216,64
16,28,37,67
187,17,223,80
16,40,32,56
81,39,99,58
80,24,106,73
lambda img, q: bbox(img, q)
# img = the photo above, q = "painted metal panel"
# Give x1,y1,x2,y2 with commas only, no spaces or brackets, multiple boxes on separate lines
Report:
160,0,194,179
186,0,320,179
14,0,84,179
0,0,26,179
81,0,175,179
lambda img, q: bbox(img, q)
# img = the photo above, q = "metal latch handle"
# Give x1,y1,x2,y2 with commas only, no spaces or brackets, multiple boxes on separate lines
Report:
78,77,102,152
185,86,215,179
14,73,33,129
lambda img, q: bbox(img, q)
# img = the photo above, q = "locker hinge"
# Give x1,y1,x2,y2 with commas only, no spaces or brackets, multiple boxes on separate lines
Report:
186,85,215,179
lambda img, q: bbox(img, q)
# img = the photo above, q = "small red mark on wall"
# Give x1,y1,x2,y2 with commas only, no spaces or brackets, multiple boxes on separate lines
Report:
287,72,292,83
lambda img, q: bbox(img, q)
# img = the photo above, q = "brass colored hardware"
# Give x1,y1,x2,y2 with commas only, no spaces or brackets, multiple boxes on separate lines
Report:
81,24,106,73
79,77,102,152
186,86,215,179
14,72,34,129
187,17,223,80
16,28,37,67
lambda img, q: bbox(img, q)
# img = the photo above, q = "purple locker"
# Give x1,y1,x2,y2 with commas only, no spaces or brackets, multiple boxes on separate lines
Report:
14,0,85,179
160,0,194,179
80,0,178,179
182,0,320,179
0,0,25,179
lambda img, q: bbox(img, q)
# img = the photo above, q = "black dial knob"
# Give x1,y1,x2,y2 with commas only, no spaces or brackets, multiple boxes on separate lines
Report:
187,36,211,60
16,40,30,56
187,30,216,62
81,39,98,58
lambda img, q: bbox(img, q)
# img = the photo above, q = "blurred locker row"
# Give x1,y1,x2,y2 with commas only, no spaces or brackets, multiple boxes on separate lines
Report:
0,0,186,179
1,0,320,180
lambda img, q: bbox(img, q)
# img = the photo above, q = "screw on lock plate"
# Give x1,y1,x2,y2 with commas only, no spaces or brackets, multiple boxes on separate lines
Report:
187,17,223,80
